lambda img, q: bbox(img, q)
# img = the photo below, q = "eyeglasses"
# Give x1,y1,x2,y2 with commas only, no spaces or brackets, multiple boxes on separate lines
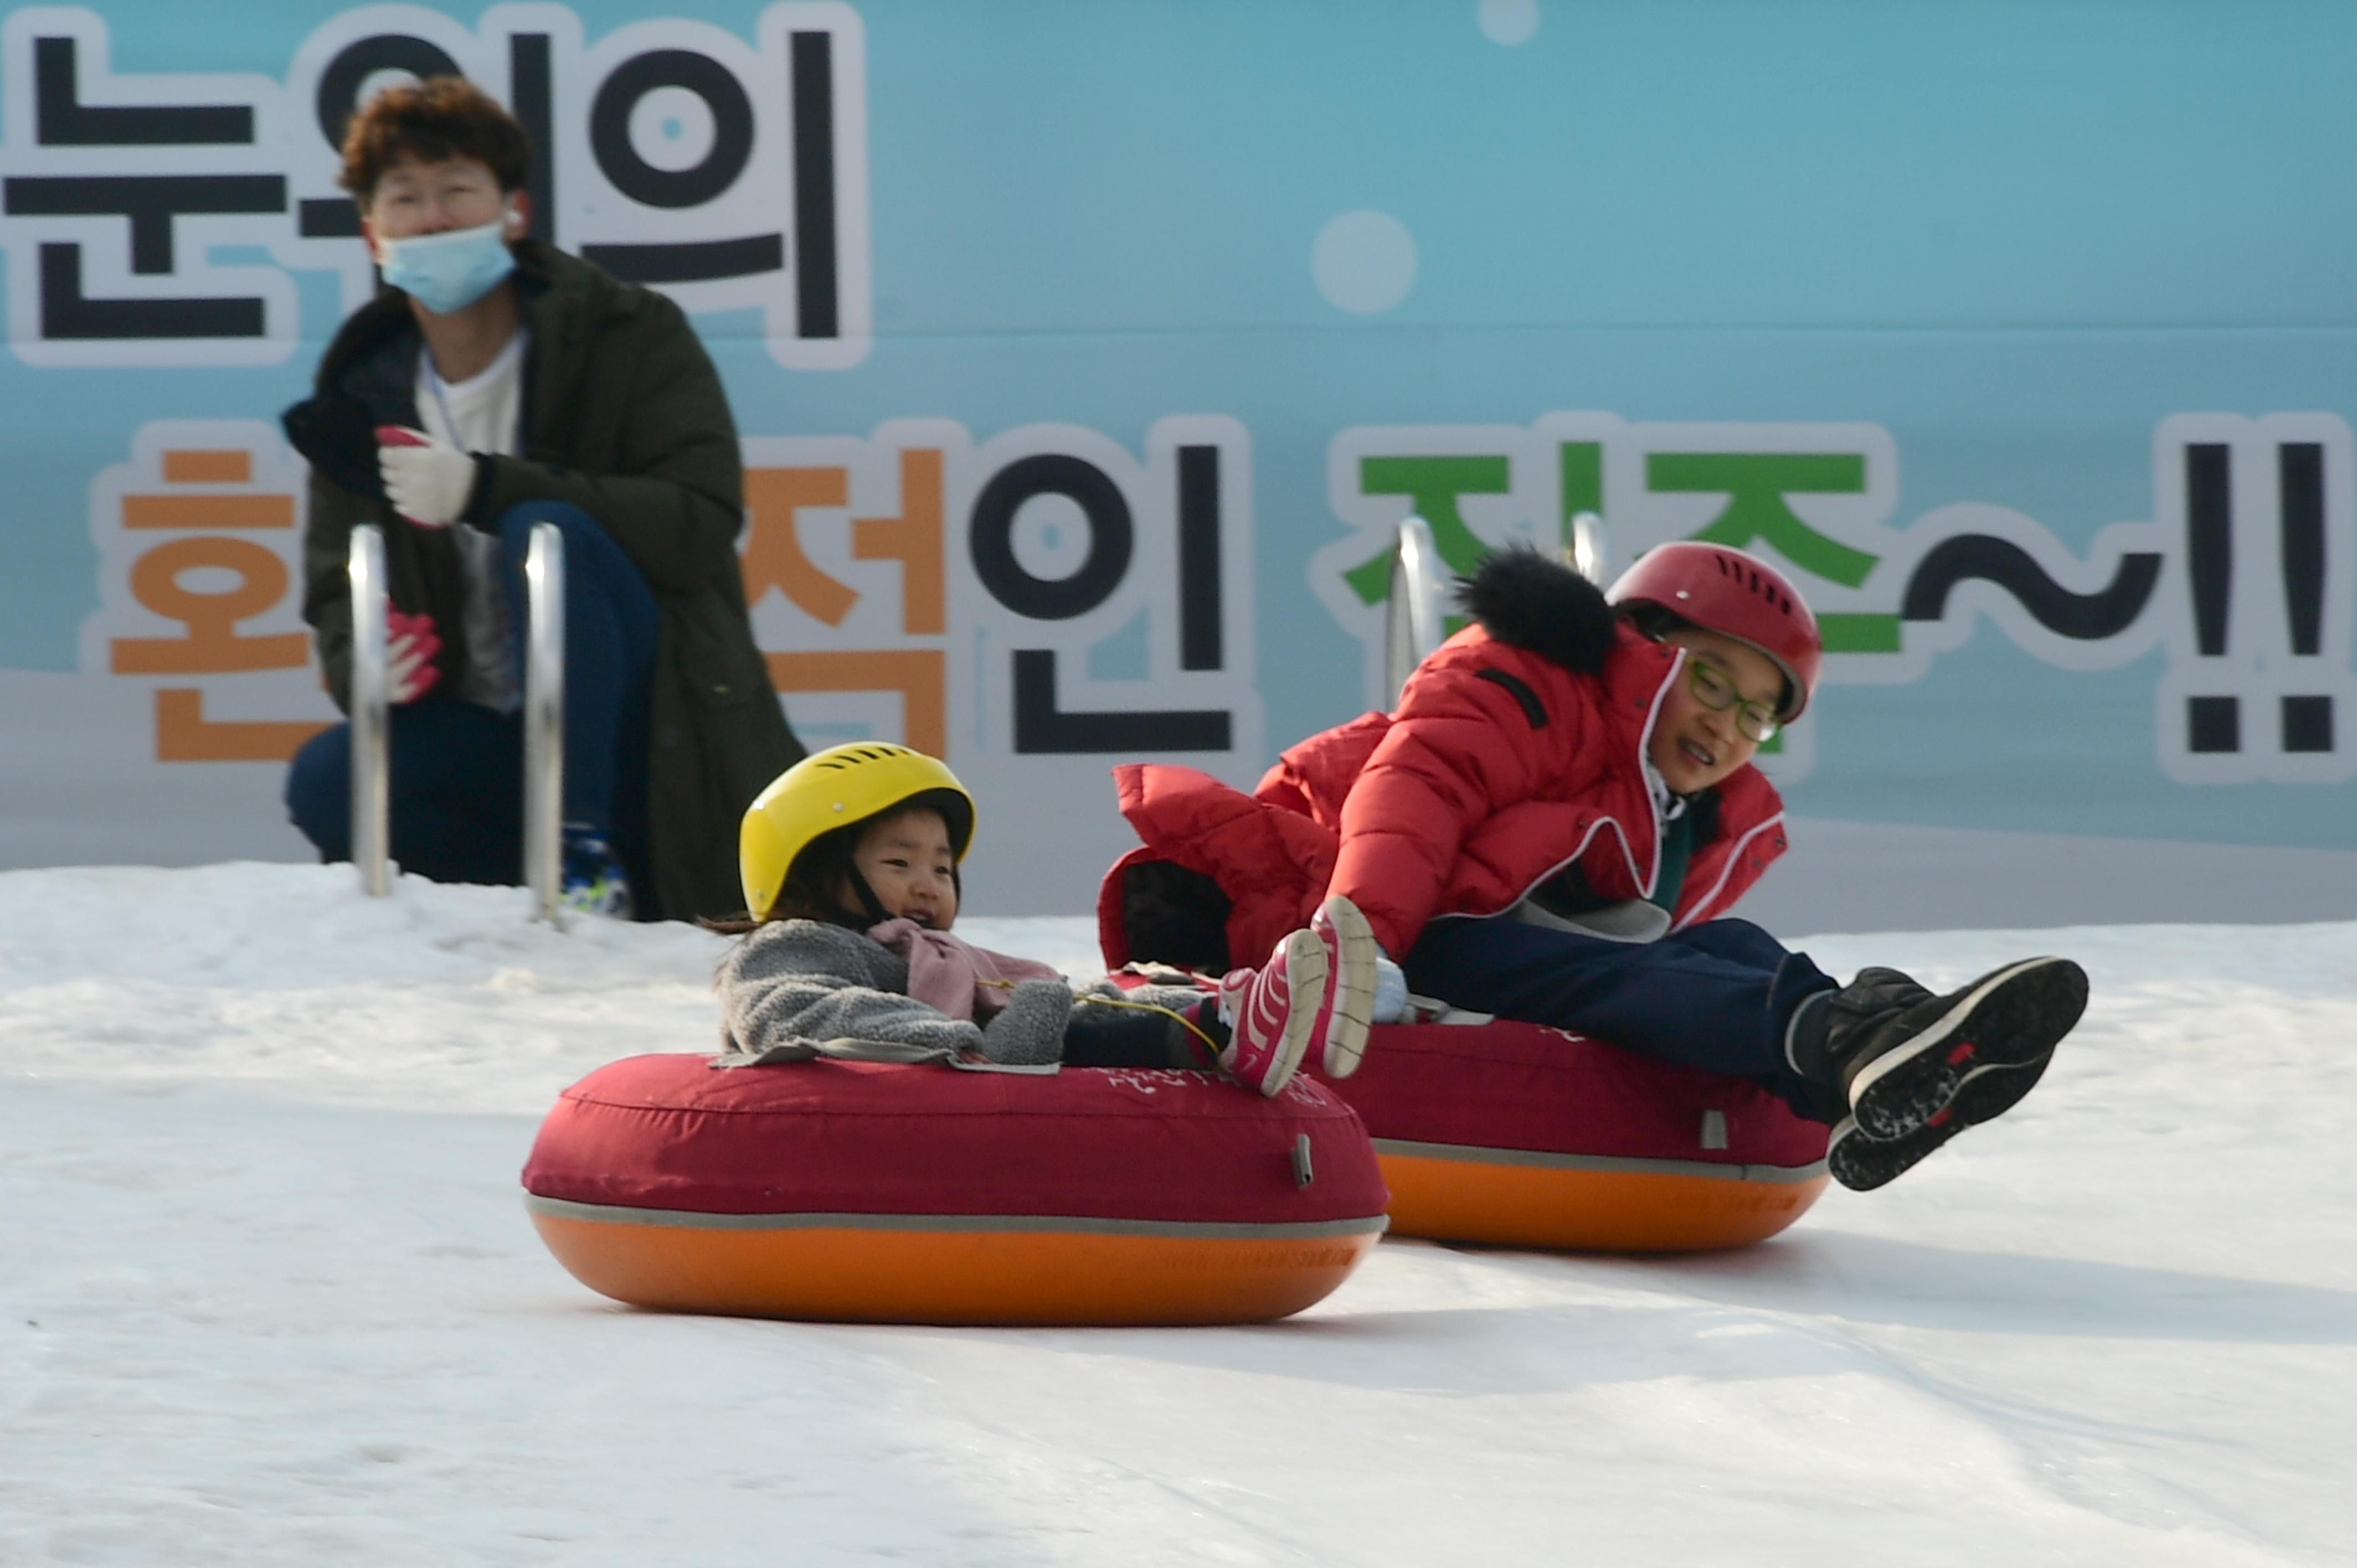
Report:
1686,657,1780,744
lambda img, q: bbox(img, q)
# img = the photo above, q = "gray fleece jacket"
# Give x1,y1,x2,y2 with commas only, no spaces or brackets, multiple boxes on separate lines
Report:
712,919,1217,1070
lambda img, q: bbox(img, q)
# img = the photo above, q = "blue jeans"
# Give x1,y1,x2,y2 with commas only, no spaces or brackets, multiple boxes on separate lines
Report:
1402,915,1840,1118
285,502,660,888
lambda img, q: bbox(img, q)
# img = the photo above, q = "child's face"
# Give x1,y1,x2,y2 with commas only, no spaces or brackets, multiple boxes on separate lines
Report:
850,807,959,929
1647,629,1788,795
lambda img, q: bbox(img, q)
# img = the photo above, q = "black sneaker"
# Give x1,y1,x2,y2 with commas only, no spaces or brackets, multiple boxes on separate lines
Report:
1796,957,2088,1144
1825,1038,2065,1190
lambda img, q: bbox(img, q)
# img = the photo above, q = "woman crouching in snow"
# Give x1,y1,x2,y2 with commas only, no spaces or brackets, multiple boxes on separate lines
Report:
712,742,1377,1095
1105,543,2090,1190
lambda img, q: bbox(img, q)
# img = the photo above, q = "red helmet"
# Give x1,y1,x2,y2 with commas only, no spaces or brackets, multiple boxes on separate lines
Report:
1606,542,1822,720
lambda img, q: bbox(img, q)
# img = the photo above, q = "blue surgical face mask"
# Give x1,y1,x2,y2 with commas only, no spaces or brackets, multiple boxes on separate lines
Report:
376,214,517,316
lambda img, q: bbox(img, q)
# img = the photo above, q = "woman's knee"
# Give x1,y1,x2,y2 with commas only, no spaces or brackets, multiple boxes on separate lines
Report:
283,724,353,857
494,501,656,643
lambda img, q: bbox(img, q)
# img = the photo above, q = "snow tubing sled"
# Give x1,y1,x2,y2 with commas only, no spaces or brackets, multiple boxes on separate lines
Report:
1311,1020,1830,1252
521,1053,1389,1326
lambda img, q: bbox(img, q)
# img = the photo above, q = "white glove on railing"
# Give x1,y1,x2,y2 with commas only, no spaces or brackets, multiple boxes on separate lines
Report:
377,425,479,528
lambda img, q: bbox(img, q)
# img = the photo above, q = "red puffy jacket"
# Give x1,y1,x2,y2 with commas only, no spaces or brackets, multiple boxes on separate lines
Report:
1102,550,1789,967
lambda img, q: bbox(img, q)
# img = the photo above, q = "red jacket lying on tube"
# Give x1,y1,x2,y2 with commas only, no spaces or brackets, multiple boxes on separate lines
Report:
1102,549,1789,969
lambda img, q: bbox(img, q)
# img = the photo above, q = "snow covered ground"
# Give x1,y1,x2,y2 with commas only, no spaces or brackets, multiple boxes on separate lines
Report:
3,862,2353,1565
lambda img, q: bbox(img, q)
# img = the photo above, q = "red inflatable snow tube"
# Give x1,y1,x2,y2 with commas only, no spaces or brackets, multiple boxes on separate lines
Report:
1313,1020,1831,1252
522,1054,1390,1326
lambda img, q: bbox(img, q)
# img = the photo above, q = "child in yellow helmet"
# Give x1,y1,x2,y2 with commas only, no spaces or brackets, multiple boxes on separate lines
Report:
714,742,1378,1095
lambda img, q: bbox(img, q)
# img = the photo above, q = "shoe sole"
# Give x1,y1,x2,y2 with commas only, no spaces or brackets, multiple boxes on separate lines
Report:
1829,1115,1929,1191
1314,896,1381,1080
1845,957,2088,1142
1829,1023,2072,1191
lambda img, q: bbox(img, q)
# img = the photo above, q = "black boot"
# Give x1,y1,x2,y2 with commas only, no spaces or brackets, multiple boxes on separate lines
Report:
1790,958,2089,1181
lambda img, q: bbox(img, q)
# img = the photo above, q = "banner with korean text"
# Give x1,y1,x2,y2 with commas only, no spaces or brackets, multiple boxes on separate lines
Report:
6,0,2355,926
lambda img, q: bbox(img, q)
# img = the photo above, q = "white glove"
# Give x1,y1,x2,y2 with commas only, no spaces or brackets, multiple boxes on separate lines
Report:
384,610,442,704
377,426,479,528
1372,953,1409,1024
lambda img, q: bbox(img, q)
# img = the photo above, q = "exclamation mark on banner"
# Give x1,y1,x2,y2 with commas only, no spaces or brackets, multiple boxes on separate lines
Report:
2184,443,2238,752
2277,442,2333,752
2155,411,2357,785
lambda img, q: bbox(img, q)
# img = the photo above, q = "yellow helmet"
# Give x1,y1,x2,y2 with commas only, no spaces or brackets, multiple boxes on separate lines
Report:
739,742,977,920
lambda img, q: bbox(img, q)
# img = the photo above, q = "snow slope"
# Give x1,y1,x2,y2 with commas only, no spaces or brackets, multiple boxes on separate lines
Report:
3,863,2352,1565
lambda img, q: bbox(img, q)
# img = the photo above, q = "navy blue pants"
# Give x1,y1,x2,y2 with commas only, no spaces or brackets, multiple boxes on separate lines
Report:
1403,915,1839,1118
285,502,660,889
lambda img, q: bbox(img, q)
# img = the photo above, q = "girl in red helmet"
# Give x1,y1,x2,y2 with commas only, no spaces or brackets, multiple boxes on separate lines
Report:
1103,543,2088,1190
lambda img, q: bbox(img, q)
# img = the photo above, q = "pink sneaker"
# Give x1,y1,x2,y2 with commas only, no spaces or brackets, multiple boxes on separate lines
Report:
1214,927,1328,1097
1306,895,1379,1079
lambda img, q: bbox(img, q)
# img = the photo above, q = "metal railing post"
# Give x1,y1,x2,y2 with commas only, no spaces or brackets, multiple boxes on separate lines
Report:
523,520,566,925
348,524,391,897
1567,509,1610,584
1384,514,1449,705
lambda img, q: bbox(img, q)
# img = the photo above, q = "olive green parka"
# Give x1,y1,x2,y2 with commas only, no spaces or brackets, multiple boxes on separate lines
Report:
283,239,801,920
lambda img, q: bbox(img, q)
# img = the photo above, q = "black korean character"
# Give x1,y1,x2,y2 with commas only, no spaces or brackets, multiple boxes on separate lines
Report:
3,35,281,340
576,33,845,345
578,47,782,287
971,451,1233,754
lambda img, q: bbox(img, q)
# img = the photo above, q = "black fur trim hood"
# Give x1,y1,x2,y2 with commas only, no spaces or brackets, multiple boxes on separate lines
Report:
1458,546,1618,675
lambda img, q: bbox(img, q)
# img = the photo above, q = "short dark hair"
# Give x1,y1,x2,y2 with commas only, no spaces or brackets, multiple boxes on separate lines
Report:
766,819,871,929
1618,602,1692,644
338,76,530,203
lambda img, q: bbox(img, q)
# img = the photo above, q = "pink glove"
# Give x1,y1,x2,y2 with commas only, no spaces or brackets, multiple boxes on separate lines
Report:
385,610,442,704
375,425,478,528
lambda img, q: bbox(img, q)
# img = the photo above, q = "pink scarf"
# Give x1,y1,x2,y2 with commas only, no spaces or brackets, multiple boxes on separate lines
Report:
866,918,1065,1021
